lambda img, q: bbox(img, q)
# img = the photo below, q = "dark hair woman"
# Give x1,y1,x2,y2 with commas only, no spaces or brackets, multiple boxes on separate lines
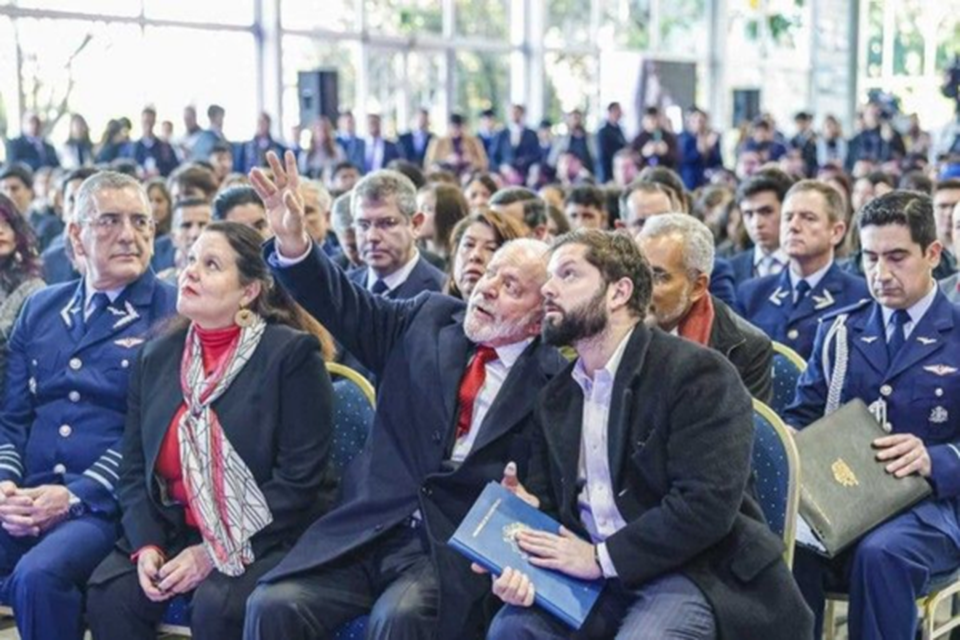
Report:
446,210,527,300
86,221,337,640
0,193,44,385
416,183,469,268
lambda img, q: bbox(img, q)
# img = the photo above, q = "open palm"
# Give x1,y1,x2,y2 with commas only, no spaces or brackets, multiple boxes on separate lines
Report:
249,150,309,256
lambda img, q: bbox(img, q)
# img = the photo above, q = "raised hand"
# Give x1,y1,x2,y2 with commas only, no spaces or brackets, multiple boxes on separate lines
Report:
249,150,310,258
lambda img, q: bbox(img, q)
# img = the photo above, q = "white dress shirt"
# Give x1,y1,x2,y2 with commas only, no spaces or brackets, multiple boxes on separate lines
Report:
83,284,125,320
572,328,634,578
365,250,422,294
787,260,832,303
451,338,532,463
753,246,789,278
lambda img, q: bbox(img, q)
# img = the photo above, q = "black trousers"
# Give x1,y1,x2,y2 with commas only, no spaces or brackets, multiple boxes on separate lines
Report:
86,547,285,640
244,523,439,640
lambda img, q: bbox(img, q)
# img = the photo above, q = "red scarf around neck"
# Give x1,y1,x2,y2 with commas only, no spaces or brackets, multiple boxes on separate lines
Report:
677,295,715,346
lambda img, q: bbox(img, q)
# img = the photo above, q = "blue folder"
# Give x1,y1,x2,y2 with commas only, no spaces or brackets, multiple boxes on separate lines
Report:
448,482,603,629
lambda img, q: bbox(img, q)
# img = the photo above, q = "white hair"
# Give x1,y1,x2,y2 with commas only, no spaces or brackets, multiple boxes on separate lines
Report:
73,171,149,225
300,179,332,213
638,213,715,276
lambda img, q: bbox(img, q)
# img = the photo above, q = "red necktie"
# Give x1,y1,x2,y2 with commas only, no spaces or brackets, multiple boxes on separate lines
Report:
455,346,498,440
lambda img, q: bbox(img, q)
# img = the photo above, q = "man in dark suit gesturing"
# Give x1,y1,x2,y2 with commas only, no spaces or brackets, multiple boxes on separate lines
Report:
244,151,567,640
485,230,812,639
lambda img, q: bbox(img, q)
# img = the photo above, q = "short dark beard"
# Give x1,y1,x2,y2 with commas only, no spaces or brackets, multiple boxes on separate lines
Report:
542,289,608,346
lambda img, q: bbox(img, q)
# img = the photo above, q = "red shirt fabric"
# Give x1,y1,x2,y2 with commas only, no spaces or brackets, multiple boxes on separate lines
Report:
155,324,241,529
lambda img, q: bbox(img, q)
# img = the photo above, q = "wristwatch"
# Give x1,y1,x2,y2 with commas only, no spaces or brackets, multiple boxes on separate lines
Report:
67,491,86,518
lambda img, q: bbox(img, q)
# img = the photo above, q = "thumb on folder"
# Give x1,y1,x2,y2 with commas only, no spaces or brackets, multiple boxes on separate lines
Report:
501,462,540,509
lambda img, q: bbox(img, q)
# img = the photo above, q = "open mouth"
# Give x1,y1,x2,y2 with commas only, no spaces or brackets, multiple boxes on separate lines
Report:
180,285,199,296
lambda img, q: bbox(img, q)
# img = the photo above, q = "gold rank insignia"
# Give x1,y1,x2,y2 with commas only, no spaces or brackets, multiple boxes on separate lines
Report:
831,458,859,488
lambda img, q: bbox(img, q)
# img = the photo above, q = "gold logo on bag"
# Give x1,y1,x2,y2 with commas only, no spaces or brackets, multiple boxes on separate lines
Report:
831,459,859,487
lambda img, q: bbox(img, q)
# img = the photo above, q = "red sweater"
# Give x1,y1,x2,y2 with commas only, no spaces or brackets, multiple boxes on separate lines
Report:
156,324,241,529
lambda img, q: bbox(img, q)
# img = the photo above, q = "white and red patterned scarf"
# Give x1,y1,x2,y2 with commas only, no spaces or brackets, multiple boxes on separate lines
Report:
178,318,272,576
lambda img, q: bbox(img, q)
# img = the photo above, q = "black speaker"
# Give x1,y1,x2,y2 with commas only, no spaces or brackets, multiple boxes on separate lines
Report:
732,89,761,128
298,70,339,126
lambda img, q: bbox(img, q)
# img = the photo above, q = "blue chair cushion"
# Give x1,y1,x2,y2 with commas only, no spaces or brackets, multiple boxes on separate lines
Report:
331,379,374,473
771,353,802,416
752,412,790,538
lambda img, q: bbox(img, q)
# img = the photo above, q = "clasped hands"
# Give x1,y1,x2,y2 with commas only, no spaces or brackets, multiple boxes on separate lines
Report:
0,481,71,537
137,544,214,602
471,462,602,609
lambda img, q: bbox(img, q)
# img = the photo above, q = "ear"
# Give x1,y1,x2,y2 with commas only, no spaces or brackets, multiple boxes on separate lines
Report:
68,222,86,259
689,272,710,303
830,219,847,247
609,277,635,312
410,211,425,232
925,240,943,270
240,280,263,308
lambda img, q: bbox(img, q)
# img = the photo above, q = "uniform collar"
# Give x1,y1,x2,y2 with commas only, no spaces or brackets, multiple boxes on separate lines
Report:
788,259,833,292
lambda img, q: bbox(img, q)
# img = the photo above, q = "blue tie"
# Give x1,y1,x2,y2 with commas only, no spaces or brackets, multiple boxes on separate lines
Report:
371,279,389,296
84,292,110,330
887,309,911,361
794,280,811,306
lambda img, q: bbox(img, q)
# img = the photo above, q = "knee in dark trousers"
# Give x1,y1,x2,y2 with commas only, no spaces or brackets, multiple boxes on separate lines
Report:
191,575,245,640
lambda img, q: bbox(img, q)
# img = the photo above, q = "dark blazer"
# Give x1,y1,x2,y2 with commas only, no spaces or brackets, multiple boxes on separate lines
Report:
729,249,756,287
527,325,814,639
363,138,403,173
630,129,679,168
595,120,627,184
709,296,773,404
89,324,337,584
737,262,870,360
40,236,79,285
336,135,366,171
236,136,289,175
398,131,433,167
490,127,540,177
125,137,180,177
709,257,738,308
6,136,60,170
261,241,568,639
346,254,446,299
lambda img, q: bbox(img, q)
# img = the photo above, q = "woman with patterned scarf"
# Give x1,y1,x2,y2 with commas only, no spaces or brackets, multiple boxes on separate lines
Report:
86,221,339,640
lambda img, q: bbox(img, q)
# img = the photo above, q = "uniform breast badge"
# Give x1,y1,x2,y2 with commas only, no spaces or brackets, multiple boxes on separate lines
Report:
930,406,949,424
923,365,957,376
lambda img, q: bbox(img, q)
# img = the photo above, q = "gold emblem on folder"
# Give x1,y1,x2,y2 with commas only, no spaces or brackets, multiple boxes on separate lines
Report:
831,459,859,488
503,522,532,558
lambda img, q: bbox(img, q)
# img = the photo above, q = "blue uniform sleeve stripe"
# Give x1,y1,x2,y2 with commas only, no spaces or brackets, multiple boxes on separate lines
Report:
97,456,121,468
0,444,16,451
83,469,115,493
92,462,119,481
0,463,23,478
0,455,23,471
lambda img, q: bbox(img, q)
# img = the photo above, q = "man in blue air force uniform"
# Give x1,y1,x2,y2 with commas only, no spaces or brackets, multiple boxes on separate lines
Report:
737,180,869,360
0,171,177,640
785,191,960,640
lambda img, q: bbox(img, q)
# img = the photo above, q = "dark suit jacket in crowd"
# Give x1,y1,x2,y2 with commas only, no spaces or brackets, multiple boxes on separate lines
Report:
709,257,738,308
729,249,756,287
595,120,627,184
336,136,366,172
708,296,773,404
90,324,338,586
260,241,567,639
125,137,180,177
526,325,813,639
398,131,434,167
346,254,446,299
40,236,79,285
5,136,60,170
235,136,289,175
631,129,679,168
490,127,540,177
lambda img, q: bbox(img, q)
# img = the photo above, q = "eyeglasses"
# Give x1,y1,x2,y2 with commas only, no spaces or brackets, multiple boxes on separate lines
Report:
86,213,155,235
353,217,404,233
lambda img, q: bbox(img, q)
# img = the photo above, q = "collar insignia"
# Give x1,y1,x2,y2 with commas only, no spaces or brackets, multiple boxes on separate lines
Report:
812,289,835,310
769,286,790,307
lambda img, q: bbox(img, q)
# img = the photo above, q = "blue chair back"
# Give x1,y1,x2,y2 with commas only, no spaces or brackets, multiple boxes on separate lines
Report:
751,399,801,568
770,341,806,415
326,362,376,473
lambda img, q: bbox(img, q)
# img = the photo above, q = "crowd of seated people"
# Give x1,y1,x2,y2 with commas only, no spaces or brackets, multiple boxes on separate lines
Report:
0,94,957,640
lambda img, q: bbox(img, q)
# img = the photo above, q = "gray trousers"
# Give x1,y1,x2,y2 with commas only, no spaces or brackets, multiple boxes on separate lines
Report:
244,523,439,640
487,572,716,640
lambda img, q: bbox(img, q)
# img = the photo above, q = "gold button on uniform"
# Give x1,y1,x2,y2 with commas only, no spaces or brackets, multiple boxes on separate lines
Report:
787,329,799,340
880,384,893,397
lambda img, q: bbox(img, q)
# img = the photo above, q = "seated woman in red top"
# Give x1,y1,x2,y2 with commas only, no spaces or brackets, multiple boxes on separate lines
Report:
86,221,338,640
